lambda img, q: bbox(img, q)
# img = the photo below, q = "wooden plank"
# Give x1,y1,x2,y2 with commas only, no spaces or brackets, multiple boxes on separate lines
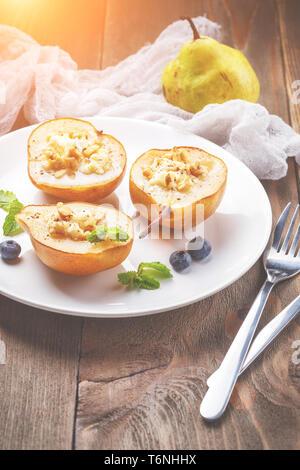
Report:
278,0,300,133
101,0,235,68
0,299,83,449
278,0,300,198
76,0,300,450
0,0,107,449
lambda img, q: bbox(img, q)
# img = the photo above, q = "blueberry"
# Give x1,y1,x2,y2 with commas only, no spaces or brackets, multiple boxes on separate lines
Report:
169,250,192,273
0,240,21,261
187,236,212,261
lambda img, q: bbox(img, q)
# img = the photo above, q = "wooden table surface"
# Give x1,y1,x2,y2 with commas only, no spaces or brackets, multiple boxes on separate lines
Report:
0,0,299,450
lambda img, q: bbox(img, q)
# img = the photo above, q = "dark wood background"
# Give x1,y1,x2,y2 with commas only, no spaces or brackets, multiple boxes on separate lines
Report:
0,0,299,450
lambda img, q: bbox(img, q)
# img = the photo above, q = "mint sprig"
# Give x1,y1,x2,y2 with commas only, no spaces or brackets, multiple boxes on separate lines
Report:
118,262,173,290
107,227,129,242
117,271,140,288
87,225,129,244
138,262,172,278
0,190,24,236
135,273,160,290
87,225,107,243
0,190,19,212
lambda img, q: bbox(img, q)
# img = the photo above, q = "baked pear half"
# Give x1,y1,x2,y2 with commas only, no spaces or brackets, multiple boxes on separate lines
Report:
130,146,227,229
16,203,134,276
28,118,126,202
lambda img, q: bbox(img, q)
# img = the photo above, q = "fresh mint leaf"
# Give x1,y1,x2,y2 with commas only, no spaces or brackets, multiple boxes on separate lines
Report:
3,199,24,236
3,216,23,236
118,271,137,287
137,274,160,290
138,262,173,278
0,190,24,236
107,227,129,242
87,225,107,243
87,226,129,243
118,261,172,291
0,190,18,212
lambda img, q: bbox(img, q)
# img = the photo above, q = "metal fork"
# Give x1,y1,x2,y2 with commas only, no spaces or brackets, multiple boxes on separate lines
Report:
200,203,300,421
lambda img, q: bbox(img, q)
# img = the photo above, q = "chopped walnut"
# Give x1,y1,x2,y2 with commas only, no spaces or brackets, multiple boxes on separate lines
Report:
83,145,99,157
65,223,86,241
143,169,152,179
48,203,105,241
190,160,208,178
143,148,206,193
57,202,72,220
179,150,189,163
55,169,67,179
40,132,113,179
165,173,172,186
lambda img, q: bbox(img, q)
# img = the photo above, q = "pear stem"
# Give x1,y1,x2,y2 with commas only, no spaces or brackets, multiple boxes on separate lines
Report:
181,17,200,40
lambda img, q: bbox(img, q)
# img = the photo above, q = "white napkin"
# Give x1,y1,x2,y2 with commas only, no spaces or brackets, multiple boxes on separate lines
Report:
0,17,299,179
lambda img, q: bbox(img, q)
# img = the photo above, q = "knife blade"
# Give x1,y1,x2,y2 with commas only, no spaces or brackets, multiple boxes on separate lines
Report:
207,294,300,388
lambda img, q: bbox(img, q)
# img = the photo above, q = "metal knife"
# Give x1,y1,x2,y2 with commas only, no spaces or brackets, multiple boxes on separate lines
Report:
207,294,300,388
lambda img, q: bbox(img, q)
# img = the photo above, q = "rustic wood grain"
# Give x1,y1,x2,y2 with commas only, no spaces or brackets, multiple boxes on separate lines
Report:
0,0,299,450
0,299,83,450
278,0,300,196
75,0,300,450
278,0,300,133
0,0,106,450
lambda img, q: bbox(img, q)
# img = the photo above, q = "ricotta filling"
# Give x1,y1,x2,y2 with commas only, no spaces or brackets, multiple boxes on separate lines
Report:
48,203,106,241
142,148,209,206
40,131,115,179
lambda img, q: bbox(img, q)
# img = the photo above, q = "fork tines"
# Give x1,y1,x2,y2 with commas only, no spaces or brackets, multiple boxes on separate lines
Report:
274,203,299,257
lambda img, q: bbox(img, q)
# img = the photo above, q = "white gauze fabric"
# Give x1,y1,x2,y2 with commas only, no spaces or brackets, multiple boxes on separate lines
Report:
0,17,299,180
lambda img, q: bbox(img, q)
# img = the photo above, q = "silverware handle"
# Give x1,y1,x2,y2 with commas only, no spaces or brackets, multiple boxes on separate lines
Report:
208,294,300,386
200,280,274,420
241,294,300,373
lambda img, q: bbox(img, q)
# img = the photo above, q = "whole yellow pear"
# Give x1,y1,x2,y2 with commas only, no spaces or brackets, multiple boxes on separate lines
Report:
162,18,260,113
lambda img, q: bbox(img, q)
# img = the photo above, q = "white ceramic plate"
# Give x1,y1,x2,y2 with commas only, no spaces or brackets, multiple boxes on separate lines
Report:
0,117,272,318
